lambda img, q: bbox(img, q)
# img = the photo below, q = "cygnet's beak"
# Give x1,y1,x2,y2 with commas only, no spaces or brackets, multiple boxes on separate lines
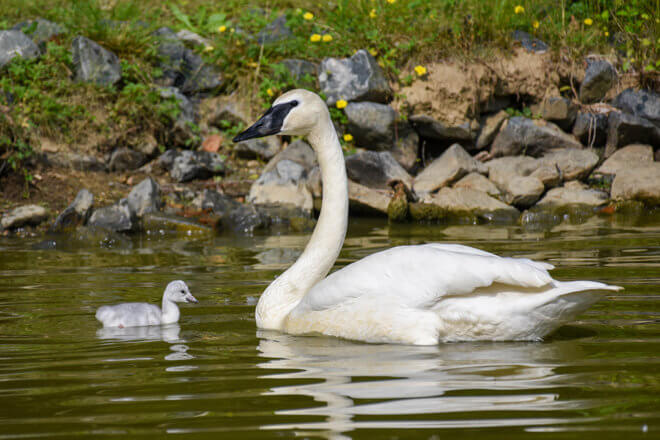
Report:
232,100,297,142
185,293,198,304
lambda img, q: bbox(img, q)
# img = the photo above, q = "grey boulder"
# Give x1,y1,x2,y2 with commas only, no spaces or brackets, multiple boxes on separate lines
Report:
71,36,121,86
579,59,617,104
413,143,487,195
345,150,413,191
87,200,134,232
170,150,225,182
319,49,392,105
127,177,161,218
50,189,94,232
1,205,48,230
490,116,583,157
572,111,608,147
612,88,660,128
0,30,39,68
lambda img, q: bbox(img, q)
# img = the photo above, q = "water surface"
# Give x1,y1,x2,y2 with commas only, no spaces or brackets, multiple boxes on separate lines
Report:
1,216,659,439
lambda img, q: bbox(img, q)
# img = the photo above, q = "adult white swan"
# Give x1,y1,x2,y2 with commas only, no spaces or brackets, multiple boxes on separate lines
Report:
233,89,621,345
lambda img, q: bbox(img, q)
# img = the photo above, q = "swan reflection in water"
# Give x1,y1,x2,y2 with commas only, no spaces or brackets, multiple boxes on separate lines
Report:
256,331,597,438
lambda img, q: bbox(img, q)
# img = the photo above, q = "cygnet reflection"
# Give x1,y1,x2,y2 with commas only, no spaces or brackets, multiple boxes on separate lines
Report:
97,323,183,343
256,331,595,437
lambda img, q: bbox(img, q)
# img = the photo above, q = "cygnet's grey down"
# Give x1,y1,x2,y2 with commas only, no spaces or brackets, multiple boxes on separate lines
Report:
95,280,198,328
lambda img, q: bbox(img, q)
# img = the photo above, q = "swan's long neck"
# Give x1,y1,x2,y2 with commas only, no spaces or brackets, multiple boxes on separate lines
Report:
256,109,349,330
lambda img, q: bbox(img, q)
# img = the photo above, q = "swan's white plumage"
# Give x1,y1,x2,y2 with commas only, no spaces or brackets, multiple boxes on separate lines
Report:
95,280,197,328
236,89,621,345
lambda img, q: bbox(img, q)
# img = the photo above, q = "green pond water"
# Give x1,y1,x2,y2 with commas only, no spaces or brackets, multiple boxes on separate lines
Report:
1,215,659,439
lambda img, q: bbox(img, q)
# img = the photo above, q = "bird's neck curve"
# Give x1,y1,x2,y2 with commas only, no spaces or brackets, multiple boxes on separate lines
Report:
256,108,349,330
161,297,180,324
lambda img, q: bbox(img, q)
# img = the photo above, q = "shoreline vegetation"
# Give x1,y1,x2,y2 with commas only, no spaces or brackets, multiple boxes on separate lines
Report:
0,0,659,240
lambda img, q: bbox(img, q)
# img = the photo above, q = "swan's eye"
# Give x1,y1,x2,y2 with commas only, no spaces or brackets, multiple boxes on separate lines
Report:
290,100,299,107
180,290,185,294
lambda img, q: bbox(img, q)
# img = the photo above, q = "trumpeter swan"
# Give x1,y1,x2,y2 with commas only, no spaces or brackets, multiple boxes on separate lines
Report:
233,89,621,345
96,280,197,328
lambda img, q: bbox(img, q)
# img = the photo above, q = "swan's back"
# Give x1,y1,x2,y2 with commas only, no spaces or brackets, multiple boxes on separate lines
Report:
96,302,162,328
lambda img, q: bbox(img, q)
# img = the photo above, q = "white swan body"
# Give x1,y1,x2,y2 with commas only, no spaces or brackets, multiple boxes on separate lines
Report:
234,90,621,345
95,280,197,328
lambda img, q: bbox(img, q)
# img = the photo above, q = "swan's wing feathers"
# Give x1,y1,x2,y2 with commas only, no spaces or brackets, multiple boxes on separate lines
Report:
301,244,554,312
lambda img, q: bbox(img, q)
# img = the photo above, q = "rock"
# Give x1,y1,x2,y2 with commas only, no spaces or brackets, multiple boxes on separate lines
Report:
156,149,179,171
206,96,250,129
279,58,318,87
1,205,48,230
530,164,561,188
605,111,660,157
476,110,508,150
572,111,608,147
234,136,281,160
579,59,617,104
486,156,544,207
108,147,147,172
596,144,654,176
12,18,65,51
504,175,544,208
536,181,608,207
50,189,94,232
220,179,253,198
535,97,578,131
611,163,660,205
612,88,660,128
453,172,500,197
158,87,198,147
538,148,599,181
142,212,213,237
348,180,391,215
344,102,419,169
345,150,413,191
175,29,211,48
264,139,317,173
135,134,160,158
249,159,313,212
487,155,539,187
87,200,134,232
170,150,225,182
413,144,487,195
409,115,477,143
319,49,392,105
512,30,549,53
43,151,105,171
490,116,583,157
126,177,161,218
71,36,121,86
426,187,519,220
223,204,269,233
257,15,292,44
0,30,39,68
153,27,222,94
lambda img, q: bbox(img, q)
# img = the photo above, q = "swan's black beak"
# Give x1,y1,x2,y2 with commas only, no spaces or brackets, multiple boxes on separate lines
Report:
232,100,298,142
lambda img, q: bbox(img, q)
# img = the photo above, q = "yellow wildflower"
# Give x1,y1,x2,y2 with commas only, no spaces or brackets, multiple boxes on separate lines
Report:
387,0,396,4
605,31,609,37
310,33,321,42
218,25,227,33
343,133,353,142
584,18,593,26
369,9,377,18
514,5,525,14
322,34,333,42
414,65,427,76
203,45,214,52
369,48,378,56
303,12,314,20
266,88,274,97
230,27,235,33
532,20,540,29
336,99,348,109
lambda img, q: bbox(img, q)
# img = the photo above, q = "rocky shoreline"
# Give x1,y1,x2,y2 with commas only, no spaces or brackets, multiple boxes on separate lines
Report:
1,18,660,242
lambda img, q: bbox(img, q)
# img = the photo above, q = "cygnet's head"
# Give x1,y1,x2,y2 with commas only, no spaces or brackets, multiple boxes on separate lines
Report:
233,89,327,142
164,280,198,304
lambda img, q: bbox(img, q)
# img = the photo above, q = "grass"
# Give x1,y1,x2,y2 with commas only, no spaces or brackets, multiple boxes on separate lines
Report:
0,0,657,188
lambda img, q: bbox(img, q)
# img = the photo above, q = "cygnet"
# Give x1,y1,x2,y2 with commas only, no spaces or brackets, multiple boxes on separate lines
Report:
96,280,197,328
